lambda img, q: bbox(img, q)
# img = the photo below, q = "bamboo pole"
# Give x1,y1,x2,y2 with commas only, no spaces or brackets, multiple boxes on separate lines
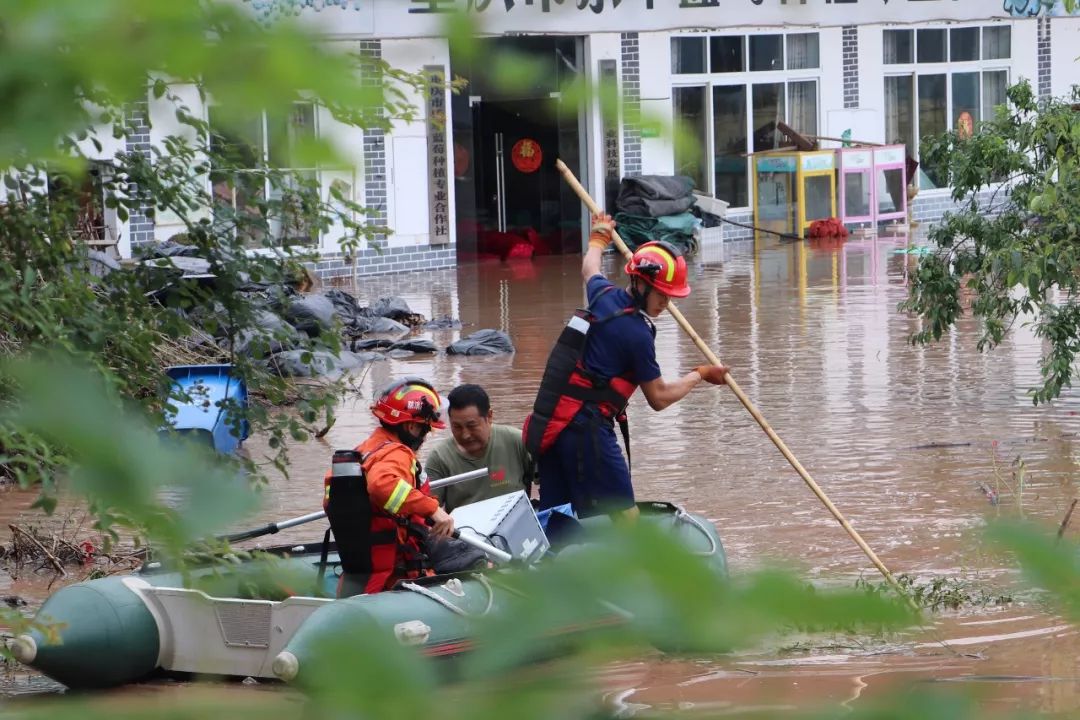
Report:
555,158,905,596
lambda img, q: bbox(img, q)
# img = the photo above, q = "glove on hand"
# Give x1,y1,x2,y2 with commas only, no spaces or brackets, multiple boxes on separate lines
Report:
695,364,729,385
589,213,615,250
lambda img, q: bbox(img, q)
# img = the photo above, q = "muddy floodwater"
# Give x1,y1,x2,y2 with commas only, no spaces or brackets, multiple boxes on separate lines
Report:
4,231,1080,714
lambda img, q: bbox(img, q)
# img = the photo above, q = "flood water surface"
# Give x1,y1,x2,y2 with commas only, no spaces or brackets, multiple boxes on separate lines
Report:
4,232,1080,714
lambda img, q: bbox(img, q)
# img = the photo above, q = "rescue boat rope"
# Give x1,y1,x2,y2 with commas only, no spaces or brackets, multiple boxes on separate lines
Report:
674,508,718,557
401,573,495,617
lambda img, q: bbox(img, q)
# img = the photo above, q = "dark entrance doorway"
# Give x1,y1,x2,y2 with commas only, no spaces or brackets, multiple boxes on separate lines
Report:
451,37,586,260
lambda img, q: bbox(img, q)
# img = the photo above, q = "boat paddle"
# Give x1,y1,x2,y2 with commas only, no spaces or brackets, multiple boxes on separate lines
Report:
554,159,906,599
223,467,491,544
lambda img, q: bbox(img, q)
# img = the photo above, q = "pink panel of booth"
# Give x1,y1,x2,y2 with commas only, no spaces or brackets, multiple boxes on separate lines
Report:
836,148,874,226
873,145,907,224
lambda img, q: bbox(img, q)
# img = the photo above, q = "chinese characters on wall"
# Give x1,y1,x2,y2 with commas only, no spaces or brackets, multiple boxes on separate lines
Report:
425,65,451,246
599,59,621,211
408,0,974,14
409,0,653,13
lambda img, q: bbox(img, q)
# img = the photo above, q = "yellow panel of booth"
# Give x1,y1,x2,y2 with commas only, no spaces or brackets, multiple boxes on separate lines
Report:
752,150,837,239
796,150,836,236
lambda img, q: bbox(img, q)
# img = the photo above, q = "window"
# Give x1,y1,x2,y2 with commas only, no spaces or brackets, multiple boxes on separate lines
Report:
882,25,1012,188
749,35,783,71
672,31,820,208
884,76,914,150
788,80,818,137
884,30,913,64
672,37,706,74
209,102,320,247
786,33,819,71
712,85,748,207
983,27,1011,60
952,72,980,129
710,36,744,73
916,29,946,63
673,86,708,192
982,70,1008,120
950,27,979,62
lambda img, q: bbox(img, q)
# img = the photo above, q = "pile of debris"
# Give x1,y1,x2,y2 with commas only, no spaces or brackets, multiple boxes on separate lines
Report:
121,241,517,379
0,524,142,580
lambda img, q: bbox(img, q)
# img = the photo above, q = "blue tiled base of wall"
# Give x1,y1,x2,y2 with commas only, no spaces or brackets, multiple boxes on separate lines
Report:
307,244,457,281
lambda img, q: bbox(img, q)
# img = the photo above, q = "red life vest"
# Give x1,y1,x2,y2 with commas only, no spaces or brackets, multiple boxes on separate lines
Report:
324,442,434,596
523,287,650,456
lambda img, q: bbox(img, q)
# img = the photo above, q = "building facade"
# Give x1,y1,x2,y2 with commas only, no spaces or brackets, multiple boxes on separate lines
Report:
103,0,1080,278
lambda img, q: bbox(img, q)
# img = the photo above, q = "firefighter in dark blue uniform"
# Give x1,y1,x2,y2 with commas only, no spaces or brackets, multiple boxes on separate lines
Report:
523,214,729,520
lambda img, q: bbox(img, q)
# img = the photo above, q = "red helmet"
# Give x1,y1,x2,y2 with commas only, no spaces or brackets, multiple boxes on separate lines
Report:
371,377,446,429
625,241,691,298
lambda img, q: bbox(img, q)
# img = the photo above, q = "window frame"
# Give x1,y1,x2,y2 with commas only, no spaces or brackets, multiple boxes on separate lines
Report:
881,24,1012,187
207,101,323,247
671,30,822,210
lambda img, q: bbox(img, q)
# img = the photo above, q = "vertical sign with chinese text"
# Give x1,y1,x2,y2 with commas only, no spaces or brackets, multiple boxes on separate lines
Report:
425,65,450,246
599,59,621,212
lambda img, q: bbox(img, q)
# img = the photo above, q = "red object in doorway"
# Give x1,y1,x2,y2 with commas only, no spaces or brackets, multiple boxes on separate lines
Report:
511,138,543,174
453,142,470,177
477,229,535,261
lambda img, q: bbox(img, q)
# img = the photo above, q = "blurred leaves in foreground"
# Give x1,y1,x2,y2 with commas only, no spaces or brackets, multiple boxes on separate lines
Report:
2,358,256,559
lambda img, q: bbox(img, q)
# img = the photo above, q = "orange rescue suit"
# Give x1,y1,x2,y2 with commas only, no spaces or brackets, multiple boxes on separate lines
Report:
326,427,439,594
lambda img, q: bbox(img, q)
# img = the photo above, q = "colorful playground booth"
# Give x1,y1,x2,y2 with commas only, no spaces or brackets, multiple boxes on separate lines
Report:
752,139,909,239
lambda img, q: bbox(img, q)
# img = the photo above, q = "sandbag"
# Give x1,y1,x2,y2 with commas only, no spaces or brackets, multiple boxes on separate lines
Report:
137,240,203,259
352,316,409,335
227,309,302,357
325,289,373,327
265,349,369,378
85,249,121,279
351,338,394,351
283,294,337,336
423,316,462,330
390,339,437,354
446,329,515,356
616,175,696,218
370,296,414,321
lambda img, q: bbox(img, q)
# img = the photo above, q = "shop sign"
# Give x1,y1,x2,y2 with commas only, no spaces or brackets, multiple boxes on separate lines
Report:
302,0,1067,38
425,65,451,246
599,59,621,210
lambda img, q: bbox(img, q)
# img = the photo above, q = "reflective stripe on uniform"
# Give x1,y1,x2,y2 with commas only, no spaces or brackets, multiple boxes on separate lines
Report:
383,479,412,514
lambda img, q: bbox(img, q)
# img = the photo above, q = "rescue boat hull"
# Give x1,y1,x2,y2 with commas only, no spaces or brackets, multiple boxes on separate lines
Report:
11,503,725,690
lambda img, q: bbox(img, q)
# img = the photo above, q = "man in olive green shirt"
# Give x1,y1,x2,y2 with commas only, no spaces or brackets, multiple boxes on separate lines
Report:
426,384,536,512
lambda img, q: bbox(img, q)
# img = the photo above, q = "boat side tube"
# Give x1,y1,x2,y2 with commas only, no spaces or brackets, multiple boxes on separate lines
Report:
11,575,163,690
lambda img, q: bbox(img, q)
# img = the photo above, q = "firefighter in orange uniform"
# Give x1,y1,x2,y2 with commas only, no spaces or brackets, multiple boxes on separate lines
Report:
325,377,455,597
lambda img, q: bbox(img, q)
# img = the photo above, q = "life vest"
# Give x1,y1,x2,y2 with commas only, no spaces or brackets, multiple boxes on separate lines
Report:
324,443,434,596
523,287,652,457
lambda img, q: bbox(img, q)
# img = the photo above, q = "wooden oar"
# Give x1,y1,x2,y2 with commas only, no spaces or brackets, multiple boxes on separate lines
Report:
555,159,904,596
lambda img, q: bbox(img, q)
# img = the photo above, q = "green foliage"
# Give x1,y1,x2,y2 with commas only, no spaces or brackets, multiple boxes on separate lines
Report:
988,522,1080,621
856,573,1013,612
0,0,442,499
901,81,1080,404
4,359,257,557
